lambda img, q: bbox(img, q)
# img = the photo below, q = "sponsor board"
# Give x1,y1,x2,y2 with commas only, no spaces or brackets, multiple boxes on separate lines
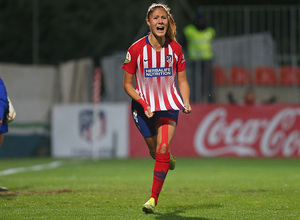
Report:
52,103,129,158
130,104,300,158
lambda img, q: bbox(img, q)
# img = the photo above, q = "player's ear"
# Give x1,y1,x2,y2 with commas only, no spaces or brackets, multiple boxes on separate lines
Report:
146,19,150,27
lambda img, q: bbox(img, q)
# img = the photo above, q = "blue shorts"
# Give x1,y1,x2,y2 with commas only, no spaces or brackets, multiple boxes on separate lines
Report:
0,78,8,134
131,99,179,137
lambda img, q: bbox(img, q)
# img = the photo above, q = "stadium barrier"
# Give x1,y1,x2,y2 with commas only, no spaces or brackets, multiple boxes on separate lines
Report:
130,104,300,158
52,103,129,159
51,103,300,159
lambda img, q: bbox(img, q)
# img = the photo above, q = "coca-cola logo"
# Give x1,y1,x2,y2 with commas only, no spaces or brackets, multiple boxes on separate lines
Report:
194,107,300,157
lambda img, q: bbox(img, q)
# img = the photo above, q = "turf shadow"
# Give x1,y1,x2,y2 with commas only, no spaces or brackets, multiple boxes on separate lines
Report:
151,203,221,220
153,210,215,220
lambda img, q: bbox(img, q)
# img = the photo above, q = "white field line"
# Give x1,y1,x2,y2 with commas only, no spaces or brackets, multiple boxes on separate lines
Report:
0,161,63,176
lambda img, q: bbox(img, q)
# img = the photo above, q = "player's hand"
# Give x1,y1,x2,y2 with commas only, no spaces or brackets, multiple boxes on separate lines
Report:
7,97,16,123
145,106,154,118
138,98,154,118
183,103,192,114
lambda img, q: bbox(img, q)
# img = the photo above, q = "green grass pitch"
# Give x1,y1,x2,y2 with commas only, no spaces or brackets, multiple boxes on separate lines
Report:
0,157,300,219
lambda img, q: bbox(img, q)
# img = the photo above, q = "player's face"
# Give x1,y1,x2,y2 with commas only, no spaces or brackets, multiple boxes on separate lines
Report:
147,7,168,38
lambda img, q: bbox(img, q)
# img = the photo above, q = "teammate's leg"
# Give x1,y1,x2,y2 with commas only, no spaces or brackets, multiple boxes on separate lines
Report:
0,97,8,191
0,133,7,191
0,133,4,147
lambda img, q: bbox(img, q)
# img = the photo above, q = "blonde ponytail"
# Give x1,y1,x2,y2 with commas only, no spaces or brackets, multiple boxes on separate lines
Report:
167,14,176,41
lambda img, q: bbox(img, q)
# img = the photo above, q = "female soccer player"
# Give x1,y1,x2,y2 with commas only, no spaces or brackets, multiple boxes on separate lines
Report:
122,3,192,213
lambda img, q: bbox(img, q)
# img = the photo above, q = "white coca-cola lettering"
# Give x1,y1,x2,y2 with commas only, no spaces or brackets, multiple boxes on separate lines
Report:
260,108,300,157
224,119,242,144
194,108,259,157
282,131,300,156
194,107,300,157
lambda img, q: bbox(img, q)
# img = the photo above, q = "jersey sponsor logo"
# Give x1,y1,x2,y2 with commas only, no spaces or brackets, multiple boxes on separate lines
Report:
166,55,172,64
143,58,151,62
124,51,131,63
144,67,172,77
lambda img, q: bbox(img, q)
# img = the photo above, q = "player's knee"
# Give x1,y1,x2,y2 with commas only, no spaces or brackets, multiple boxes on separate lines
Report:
156,121,169,155
155,142,170,163
157,143,168,154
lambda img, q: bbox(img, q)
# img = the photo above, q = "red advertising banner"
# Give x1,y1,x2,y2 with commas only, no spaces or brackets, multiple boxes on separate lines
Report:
129,104,300,158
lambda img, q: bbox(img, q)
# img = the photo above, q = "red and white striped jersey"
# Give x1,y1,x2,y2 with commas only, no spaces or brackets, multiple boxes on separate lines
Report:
122,36,186,112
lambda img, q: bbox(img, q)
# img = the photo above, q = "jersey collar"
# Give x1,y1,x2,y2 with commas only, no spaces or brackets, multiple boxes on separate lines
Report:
146,35,168,49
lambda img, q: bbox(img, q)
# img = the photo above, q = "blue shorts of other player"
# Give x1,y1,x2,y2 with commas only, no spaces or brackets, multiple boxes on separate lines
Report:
0,79,8,135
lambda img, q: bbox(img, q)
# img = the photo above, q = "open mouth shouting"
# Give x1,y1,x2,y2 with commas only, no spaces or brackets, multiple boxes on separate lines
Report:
156,26,165,34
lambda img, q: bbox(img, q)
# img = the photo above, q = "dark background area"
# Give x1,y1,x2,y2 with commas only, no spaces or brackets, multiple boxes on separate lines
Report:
0,0,299,65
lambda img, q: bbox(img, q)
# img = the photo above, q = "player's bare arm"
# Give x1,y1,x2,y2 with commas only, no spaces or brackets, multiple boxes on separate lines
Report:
123,71,153,118
177,70,192,114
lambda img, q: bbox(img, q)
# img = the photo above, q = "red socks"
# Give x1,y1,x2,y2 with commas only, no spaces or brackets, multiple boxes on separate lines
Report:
150,152,170,205
149,118,171,205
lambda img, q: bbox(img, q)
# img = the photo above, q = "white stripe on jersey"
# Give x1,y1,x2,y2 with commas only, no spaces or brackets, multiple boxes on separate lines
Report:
140,46,148,102
149,47,156,111
168,44,174,67
158,48,167,111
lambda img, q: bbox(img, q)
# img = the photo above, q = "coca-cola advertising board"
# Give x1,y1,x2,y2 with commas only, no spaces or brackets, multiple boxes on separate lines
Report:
129,104,300,158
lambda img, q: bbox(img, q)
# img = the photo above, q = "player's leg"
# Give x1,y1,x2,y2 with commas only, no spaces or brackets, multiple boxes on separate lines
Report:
144,136,175,170
143,118,177,213
144,136,156,159
131,99,156,155
0,133,9,192
0,95,9,191
0,133,4,147
157,111,178,170
151,119,176,201
169,152,176,170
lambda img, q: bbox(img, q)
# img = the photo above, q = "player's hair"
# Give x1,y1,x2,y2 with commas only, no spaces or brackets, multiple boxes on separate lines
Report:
146,3,177,41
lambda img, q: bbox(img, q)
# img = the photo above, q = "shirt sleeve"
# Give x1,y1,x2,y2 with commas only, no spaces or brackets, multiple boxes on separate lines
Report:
177,48,186,73
121,46,137,75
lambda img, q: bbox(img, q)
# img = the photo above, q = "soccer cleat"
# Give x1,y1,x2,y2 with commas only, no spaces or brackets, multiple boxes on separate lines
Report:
169,154,176,170
0,186,8,191
142,197,156,213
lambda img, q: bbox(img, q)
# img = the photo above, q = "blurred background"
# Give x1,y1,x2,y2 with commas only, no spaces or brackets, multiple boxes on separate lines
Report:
0,0,300,158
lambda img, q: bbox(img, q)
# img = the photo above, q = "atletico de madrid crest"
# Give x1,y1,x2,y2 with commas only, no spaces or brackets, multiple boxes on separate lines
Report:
166,55,172,64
